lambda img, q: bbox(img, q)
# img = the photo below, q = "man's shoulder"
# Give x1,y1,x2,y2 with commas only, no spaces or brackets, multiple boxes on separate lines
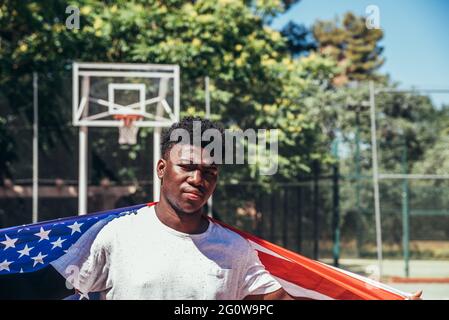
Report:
209,221,253,254
95,206,147,239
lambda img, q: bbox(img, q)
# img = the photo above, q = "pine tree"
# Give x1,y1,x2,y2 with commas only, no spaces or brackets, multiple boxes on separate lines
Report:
313,12,384,84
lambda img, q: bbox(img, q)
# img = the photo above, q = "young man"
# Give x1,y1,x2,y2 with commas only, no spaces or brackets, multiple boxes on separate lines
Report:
75,117,292,299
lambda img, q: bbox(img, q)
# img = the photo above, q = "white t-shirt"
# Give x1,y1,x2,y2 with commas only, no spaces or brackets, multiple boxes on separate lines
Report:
76,205,281,300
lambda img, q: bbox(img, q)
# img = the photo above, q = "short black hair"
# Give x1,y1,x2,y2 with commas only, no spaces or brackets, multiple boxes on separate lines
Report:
161,116,224,159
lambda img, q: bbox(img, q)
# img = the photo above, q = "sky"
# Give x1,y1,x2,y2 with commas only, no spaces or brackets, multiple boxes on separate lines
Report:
271,0,449,107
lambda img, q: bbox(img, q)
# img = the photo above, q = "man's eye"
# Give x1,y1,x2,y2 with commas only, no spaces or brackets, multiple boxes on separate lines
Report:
207,170,218,176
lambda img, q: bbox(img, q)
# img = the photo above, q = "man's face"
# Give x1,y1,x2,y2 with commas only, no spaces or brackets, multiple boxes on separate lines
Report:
157,143,219,214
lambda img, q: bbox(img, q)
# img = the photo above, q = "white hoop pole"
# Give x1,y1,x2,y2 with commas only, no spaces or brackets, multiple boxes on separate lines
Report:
78,76,90,215
73,63,79,128
32,72,39,223
370,80,383,278
79,128,88,215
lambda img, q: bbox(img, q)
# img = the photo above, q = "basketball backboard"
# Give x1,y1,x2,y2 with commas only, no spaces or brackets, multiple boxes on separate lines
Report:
72,62,180,127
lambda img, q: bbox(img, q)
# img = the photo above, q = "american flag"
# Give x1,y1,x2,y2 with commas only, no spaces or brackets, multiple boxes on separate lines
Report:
0,202,410,299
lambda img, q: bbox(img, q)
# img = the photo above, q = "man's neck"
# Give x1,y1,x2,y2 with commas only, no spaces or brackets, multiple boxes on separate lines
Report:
154,198,209,234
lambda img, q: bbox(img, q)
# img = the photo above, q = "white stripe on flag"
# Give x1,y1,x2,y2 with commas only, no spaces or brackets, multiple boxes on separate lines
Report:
248,240,291,262
273,276,334,300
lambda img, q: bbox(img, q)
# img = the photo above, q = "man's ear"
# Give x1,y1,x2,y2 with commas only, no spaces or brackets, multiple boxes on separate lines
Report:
156,159,166,179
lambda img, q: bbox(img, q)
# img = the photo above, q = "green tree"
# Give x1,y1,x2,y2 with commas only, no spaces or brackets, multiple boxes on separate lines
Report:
280,21,316,57
0,0,337,188
413,105,449,175
313,12,384,83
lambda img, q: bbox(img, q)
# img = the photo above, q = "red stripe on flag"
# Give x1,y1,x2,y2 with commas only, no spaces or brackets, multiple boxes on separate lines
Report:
258,251,365,300
212,218,406,300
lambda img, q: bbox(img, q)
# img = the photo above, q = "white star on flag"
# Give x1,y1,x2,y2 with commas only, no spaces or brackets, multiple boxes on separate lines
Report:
0,259,13,272
79,292,90,300
17,244,34,258
67,221,83,235
1,234,18,250
31,252,48,267
50,237,66,250
34,227,51,242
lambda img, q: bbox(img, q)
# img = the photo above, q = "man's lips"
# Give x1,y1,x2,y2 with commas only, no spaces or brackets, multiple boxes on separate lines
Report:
183,189,204,200
184,192,202,201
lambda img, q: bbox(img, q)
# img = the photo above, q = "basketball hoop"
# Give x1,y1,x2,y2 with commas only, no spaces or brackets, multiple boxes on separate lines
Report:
114,114,143,145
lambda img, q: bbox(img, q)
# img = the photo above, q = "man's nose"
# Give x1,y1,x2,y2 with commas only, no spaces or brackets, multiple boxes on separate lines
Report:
188,169,203,186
